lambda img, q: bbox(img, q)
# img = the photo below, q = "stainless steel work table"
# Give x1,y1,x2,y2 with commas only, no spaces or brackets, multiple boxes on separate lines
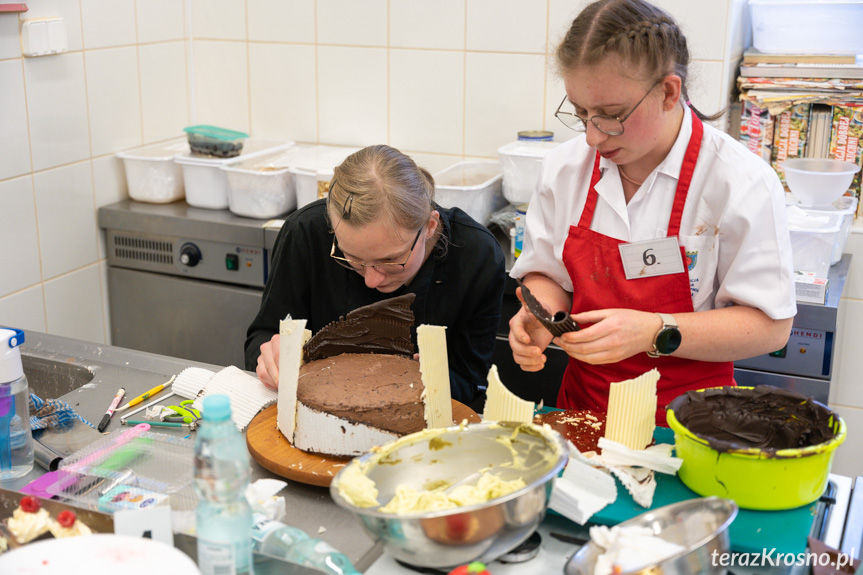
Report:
6,331,861,574
9,330,382,572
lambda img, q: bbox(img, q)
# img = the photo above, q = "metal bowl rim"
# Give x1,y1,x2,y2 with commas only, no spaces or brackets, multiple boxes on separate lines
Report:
568,496,738,575
330,421,569,519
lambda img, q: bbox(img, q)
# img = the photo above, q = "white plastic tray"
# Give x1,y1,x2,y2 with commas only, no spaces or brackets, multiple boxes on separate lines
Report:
174,139,293,209
116,138,189,204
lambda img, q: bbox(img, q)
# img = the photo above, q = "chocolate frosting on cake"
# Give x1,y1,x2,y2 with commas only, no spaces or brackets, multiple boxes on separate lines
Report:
303,294,416,363
668,385,838,454
297,353,424,435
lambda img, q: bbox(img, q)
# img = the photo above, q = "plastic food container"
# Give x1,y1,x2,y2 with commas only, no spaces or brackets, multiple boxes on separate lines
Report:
285,145,361,208
174,139,293,210
433,161,506,226
667,388,846,511
115,138,189,204
749,0,863,55
221,147,299,219
786,206,842,277
183,125,248,158
497,140,560,205
789,194,858,265
45,425,197,512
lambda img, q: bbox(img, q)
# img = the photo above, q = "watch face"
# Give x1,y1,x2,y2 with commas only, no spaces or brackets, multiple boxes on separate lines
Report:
656,327,682,355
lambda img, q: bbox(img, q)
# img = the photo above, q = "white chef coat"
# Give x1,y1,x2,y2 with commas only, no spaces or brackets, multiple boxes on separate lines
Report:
510,107,797,320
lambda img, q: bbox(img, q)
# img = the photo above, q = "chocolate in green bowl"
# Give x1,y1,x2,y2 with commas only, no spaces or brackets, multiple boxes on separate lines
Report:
666,385,846,511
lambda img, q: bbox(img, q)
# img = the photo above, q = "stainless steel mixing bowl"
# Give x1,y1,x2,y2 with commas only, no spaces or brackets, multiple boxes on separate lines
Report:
329,421,568,569
565,497,738,575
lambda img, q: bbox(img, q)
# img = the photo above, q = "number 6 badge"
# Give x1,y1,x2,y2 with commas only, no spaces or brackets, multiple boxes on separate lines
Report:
618,237,685,280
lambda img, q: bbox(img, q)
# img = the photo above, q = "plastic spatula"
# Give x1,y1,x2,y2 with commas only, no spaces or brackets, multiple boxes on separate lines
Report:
0,394,13,471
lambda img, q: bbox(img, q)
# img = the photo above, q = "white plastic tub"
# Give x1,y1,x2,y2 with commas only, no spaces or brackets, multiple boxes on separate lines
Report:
433,161,506,225
174,139,293,210
749,0,863,55
221,148,299,219
797,195,858,266
284,145,360,208
787,206,842,277
497,140,560,204
116,138,189,204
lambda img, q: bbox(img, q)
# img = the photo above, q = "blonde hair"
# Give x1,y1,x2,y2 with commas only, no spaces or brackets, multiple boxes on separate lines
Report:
327,145,436,233
557,0,721,121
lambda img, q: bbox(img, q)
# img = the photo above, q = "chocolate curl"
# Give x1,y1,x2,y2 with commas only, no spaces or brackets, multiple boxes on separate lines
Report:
516,278,579,337
303,293,416,362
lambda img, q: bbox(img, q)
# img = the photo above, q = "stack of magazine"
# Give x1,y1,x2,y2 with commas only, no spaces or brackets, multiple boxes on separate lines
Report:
740,48,863,80
736,49,863,210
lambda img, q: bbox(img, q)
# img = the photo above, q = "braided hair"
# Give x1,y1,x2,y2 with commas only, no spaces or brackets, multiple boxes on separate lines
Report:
556,0,721,121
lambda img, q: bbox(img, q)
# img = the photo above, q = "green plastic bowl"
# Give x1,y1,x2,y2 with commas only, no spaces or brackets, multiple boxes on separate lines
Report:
666,388,846,511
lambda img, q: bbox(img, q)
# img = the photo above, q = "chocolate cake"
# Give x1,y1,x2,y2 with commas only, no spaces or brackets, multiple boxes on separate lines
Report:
286,294,433,458
296,353,425,437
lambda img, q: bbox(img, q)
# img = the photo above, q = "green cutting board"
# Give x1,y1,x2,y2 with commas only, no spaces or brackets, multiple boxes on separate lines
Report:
540,414,818,554
557,425,819,555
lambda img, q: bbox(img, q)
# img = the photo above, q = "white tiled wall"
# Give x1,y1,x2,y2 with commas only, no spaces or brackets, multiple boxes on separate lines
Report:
0,0,745,349
0,3,743,332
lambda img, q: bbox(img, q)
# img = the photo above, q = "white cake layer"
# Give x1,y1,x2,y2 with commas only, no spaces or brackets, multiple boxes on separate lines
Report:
293,401,399,457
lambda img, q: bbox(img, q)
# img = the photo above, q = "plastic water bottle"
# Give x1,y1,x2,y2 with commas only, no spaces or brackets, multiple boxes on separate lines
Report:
195,395,253,575
0,328,35,481
251,513,361,575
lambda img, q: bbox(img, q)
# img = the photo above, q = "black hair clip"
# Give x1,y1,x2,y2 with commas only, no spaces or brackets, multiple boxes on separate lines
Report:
341,192,353,220
326,178,353,221
516,278,579,336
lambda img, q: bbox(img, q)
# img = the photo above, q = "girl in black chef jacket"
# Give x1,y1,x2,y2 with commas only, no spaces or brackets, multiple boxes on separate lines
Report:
246,145,506,407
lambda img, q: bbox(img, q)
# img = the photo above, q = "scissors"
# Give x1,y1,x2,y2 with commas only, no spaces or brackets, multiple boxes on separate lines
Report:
162,400,201,424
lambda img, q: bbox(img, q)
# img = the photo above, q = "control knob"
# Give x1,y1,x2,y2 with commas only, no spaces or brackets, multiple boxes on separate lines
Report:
180,243,202,267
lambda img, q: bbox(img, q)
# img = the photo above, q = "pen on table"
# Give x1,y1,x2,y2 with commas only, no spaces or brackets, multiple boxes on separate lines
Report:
97,387,126,433
121,419,196,430
116,377,174,412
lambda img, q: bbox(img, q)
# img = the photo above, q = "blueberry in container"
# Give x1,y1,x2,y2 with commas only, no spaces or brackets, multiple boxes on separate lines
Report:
184,125,249,158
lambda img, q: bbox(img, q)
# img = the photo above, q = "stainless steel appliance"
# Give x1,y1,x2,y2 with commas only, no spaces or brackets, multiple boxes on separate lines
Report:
98,200,272,367
734,255,850,405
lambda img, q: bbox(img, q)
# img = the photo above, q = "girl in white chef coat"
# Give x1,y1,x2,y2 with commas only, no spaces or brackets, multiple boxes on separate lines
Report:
508,0,796,425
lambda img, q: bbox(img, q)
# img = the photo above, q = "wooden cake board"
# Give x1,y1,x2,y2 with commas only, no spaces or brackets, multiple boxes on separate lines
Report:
246,400,481,487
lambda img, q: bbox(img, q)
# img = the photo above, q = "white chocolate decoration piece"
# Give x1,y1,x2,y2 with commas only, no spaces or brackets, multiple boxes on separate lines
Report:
417,324,452,429
483,364,535,424
276,318,308,439
604,368,659,450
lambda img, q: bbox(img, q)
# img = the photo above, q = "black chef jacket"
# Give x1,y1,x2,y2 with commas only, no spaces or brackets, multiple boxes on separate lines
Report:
244,199,506,404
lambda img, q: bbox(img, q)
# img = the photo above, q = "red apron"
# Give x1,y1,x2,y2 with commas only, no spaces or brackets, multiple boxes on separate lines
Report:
557,110,733,426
